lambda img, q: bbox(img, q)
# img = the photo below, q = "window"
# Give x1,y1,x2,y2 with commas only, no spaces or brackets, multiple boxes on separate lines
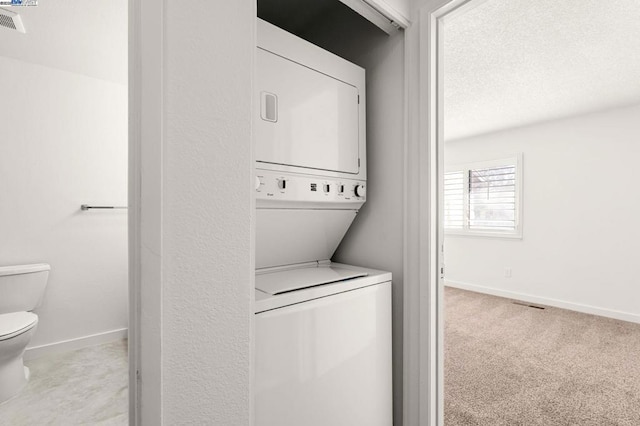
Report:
444,156,522,237
444,171,465,229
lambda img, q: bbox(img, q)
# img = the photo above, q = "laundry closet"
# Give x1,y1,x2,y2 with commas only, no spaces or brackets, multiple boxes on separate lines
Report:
255,1,407,424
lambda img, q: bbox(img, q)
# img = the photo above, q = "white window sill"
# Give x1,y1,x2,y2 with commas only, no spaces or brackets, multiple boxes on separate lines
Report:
445,230,522,240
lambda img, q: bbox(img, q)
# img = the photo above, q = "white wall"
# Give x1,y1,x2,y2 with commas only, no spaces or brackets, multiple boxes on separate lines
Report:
445,103,640,322
0,56,128,350
371,0,411,21
155,1,254,424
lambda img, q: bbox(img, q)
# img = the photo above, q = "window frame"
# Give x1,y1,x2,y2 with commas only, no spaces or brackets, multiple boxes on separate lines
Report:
445,154,523,239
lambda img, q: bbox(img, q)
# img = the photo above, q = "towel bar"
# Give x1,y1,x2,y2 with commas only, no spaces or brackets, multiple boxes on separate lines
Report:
81,204,128,211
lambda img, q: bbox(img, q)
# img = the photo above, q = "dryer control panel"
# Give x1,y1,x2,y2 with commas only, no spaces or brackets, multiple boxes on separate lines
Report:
255,170,365,204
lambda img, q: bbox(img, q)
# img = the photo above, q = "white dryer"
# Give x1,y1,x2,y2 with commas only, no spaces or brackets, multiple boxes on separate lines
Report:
254,19,392,426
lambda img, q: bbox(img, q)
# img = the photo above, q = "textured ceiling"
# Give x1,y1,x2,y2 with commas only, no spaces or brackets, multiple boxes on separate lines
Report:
0,0,127,84
444,0,640,141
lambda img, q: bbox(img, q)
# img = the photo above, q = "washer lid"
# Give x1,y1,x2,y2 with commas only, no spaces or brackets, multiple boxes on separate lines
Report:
256,266,368,295
0,263,50,277
0,311,38,339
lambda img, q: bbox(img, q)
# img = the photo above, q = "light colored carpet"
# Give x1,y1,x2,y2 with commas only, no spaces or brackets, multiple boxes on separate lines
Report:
445,287,640,426
0,339,128,425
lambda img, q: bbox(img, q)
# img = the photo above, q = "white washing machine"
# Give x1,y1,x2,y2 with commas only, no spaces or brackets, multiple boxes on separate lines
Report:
254,19,392,425
255,263,392,426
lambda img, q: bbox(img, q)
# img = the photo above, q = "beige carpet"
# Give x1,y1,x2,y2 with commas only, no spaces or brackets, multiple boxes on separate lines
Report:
445,287,640,426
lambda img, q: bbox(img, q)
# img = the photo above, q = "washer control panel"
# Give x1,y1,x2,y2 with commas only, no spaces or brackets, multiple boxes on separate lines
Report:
255,170,366,202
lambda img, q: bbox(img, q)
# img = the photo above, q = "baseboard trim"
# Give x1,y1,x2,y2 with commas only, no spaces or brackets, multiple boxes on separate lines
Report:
24,328,128,360
445,280,640,324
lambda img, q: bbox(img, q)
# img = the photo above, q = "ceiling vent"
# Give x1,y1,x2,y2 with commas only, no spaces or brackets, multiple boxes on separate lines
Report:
0,8,25,33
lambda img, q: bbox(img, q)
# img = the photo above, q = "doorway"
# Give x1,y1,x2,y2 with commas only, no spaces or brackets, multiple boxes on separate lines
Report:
0,1,129,423
439,0,640,424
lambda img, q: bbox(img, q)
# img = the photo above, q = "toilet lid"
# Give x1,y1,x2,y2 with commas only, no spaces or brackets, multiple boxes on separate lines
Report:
0,312,38,340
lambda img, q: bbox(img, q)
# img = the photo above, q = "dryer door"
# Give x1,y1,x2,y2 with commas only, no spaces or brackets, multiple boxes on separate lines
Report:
256,48,360,175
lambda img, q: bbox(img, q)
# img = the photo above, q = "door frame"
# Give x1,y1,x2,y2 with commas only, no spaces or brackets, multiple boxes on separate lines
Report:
403,0,485,424
129,0,163,424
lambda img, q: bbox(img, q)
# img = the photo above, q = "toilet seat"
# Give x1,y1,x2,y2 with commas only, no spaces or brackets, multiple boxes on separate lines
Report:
0,312,38,341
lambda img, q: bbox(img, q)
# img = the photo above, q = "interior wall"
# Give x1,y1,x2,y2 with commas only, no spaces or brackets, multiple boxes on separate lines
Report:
444,103,640,323
302,17,406,426
159,1,254,423
377,0,411,19
0,56,128,350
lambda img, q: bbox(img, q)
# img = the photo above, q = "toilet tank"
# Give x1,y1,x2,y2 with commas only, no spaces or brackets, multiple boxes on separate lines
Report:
0,264,50,314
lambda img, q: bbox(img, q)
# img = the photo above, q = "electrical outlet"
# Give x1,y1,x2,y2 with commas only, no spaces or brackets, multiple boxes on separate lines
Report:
504,267,512,278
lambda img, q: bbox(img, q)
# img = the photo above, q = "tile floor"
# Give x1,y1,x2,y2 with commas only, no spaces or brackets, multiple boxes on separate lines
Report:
0,339,128,425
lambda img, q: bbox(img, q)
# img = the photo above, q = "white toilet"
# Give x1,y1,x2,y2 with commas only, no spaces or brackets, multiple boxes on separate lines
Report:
0,264,50,404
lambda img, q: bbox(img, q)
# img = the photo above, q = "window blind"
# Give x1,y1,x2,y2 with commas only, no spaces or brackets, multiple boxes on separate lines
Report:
444,171,465,229
468,165,516,230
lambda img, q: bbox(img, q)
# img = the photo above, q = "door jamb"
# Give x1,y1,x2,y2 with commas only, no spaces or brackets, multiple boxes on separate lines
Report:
404,0,485,424
129,0,164,424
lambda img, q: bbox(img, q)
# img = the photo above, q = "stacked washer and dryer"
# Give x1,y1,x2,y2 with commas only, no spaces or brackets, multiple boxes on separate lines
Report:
254,19,392,426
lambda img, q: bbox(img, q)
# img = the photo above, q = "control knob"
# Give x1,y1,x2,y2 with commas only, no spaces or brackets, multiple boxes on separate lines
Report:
354,185,366,197
254,176,261,190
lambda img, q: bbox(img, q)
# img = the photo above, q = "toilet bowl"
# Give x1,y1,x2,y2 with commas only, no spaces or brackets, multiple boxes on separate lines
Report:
0,264,49,404
0,313,38,403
